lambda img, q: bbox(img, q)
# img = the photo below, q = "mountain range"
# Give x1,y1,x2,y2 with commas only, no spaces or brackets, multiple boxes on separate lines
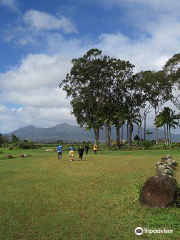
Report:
6,123,180,142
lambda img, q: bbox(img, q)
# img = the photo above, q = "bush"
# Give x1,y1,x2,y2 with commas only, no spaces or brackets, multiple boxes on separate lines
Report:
141,140,153,150
133,181,145,202
13,140,40,149
172,142,180,148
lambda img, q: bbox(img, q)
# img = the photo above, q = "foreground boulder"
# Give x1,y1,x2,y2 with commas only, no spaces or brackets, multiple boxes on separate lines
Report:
140,175,179,208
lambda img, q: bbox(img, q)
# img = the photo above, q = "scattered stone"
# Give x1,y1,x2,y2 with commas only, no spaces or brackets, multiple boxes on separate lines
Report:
3,154,14,159
19,154,32,158
140,174,179,208
45,149,55,152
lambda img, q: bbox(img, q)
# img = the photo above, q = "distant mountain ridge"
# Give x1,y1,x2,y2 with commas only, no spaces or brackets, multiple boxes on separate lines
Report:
7,123,180,142
8,123,105,142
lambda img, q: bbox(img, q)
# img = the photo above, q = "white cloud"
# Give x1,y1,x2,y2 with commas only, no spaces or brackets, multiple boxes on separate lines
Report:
0,52,78,133
23,9,78,33
4,10,78,47
0,104,75,133
0,53,71,91
2,2,180,133
0,0,19,12
95,15,180,71
104,0,180,12
3,88,69,109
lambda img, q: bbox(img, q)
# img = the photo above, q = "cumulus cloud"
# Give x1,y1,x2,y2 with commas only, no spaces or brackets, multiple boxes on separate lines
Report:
2,1,180,133
23,9,78,33
0,53,77,132
4,10,78,46
96,15,180,71
0,53,71,91
0,0,19,12
104,0,180,12
0,104,75,133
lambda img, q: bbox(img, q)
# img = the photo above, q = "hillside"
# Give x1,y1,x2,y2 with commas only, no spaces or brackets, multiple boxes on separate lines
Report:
7,123,180,142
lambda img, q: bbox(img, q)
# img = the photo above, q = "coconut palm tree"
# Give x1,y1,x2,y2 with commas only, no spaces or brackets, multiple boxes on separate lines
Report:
155,107,180,144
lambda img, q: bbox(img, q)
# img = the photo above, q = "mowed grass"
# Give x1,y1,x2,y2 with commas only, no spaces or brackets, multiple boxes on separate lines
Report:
0,148,180,240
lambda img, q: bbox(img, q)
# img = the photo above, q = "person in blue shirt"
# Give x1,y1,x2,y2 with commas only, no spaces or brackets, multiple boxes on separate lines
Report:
56,145,63,160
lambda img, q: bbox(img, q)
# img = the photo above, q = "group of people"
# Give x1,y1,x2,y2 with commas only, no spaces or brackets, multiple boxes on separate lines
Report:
56,143,98,161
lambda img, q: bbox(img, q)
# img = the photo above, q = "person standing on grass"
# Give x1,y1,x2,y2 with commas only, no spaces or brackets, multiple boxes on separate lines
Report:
93,143,98,155
85,143,89,155
69,145,75,161
56,144,63,160
78,145,84,160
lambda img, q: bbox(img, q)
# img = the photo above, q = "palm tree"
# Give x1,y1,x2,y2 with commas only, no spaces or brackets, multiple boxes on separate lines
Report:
126,112,141,148
155,107,180,144
146,130,153,141
155,114,165,142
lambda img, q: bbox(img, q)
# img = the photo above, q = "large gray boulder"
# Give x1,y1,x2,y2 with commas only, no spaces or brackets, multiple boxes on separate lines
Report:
140,174,179,208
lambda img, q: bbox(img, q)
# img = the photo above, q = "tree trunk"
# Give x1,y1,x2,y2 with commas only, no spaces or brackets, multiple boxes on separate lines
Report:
116,126,120,148
144,115,147,140
169,126,171,144
126,121,129,142
155,108,159,144
94,128,99,146
106,124,111,147
121,124,124,144
166,124,169,145
138,125,140,146
128,122,133,149
164,125,168,145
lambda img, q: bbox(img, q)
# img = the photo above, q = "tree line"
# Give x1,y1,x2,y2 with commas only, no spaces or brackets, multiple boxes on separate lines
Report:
60,49,180,148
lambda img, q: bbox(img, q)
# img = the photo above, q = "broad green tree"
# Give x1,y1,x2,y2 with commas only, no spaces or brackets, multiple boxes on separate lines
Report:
111,59,134,147
164,53,180,110
60,49,110,145
123,73,146,148
140,70,172,144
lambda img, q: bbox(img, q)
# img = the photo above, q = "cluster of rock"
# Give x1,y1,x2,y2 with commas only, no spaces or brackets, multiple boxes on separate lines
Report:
140,154,180,208
156,154,178,177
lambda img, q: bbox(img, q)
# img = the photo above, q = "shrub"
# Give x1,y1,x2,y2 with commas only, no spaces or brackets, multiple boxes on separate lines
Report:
141,140,153,150
133,181,145,202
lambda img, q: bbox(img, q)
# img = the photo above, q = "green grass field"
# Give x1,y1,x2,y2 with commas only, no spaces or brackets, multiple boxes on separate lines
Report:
0,148,180,240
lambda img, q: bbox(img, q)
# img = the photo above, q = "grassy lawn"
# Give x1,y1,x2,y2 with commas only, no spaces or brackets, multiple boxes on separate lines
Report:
0,148,180,240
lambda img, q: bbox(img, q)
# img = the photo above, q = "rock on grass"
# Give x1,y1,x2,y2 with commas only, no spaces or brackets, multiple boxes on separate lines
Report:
140,174,180,208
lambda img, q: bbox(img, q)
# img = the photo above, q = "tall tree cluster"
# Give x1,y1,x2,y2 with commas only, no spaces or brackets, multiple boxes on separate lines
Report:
60,49,180,147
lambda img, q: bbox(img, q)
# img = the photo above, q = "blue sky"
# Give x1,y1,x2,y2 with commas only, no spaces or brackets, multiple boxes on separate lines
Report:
0,0,180,133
